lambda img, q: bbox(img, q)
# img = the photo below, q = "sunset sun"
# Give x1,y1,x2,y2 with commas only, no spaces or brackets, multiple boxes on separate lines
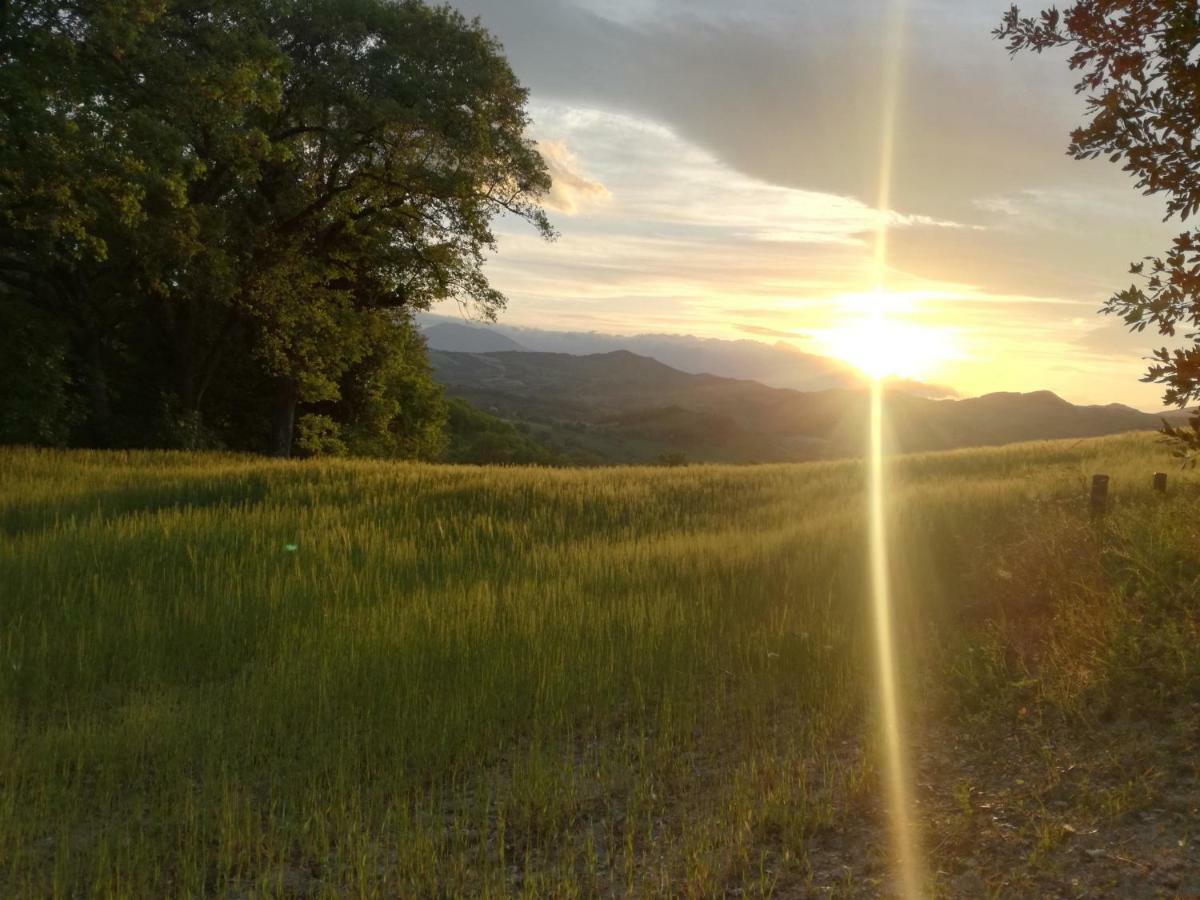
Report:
818,312,959,380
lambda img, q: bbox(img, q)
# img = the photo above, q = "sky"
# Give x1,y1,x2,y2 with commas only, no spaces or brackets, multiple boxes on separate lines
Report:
442,0,1182,409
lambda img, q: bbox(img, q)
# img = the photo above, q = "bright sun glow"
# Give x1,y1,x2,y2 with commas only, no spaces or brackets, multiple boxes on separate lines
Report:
819,309,959,380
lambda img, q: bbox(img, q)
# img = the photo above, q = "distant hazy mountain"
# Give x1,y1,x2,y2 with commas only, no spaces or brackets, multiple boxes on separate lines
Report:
418,313,956,398
423,321,528,354
430,348,1160,464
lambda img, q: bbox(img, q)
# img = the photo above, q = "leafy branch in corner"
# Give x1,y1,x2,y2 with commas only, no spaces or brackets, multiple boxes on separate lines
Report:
996,1,1200,457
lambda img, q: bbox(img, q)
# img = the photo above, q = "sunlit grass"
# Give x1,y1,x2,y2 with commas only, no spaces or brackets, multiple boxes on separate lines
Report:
1,434,1197,896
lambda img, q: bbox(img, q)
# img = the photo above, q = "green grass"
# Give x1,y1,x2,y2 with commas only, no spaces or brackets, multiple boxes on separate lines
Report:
2,434,1198,897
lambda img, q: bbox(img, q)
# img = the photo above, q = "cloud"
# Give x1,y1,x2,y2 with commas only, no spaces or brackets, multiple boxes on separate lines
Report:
528,103,973,245
736,324,810,340
452,0,1095,220
455,0,1175,293
436,0,1179,409
973,187,1163,231
537,139,612,215
478,105,1133,383
1072,320,1182,361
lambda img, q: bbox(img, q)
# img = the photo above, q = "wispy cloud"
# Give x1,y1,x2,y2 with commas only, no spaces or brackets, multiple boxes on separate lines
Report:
459,99,1171,409
736,324,812,340
537,139,612,215
530,106,978,244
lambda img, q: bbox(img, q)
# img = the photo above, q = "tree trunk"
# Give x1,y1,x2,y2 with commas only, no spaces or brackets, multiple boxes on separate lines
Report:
71,270,113,446
84,340,112,444
270,377,299,458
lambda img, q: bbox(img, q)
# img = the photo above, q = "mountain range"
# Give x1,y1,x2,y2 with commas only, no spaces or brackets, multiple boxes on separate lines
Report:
428,345,1167,465
419,313,957,398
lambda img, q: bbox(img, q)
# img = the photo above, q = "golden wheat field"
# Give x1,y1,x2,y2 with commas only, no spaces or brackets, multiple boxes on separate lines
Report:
2,434,1198,897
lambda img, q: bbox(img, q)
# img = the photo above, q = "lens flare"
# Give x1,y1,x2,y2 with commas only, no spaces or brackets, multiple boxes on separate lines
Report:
866,1,924,897
819,316,957,380
868,379,923,899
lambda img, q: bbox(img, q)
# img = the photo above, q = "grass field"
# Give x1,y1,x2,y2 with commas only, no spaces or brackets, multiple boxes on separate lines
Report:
2,434,1198,897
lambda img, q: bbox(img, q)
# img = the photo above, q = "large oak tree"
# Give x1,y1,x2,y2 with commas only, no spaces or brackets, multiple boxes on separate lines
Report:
0,0,552,455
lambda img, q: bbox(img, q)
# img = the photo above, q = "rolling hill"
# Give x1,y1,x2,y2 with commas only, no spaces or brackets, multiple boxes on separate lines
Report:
418,313,956,396
430,348,1162,464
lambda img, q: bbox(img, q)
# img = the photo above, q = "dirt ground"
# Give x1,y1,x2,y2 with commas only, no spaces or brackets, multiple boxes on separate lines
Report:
788,708,1200,898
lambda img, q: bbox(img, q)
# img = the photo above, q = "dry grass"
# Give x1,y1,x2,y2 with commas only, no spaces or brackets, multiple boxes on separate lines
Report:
1,433,1196,897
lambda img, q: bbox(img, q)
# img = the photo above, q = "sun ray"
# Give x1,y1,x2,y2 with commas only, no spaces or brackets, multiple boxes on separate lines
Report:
866,1,924,897
818,315,958,380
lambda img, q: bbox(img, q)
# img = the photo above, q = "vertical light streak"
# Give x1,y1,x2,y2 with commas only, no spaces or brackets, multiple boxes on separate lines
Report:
868,2,923,898
869,382,923,899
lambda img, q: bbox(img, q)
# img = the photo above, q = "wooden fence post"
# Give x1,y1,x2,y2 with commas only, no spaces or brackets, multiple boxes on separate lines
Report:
1153,472,1168,493
1090,474,1109,517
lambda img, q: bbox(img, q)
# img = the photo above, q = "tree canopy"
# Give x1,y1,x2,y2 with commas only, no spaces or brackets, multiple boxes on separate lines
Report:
997,1,1200,460
0,0,552,456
